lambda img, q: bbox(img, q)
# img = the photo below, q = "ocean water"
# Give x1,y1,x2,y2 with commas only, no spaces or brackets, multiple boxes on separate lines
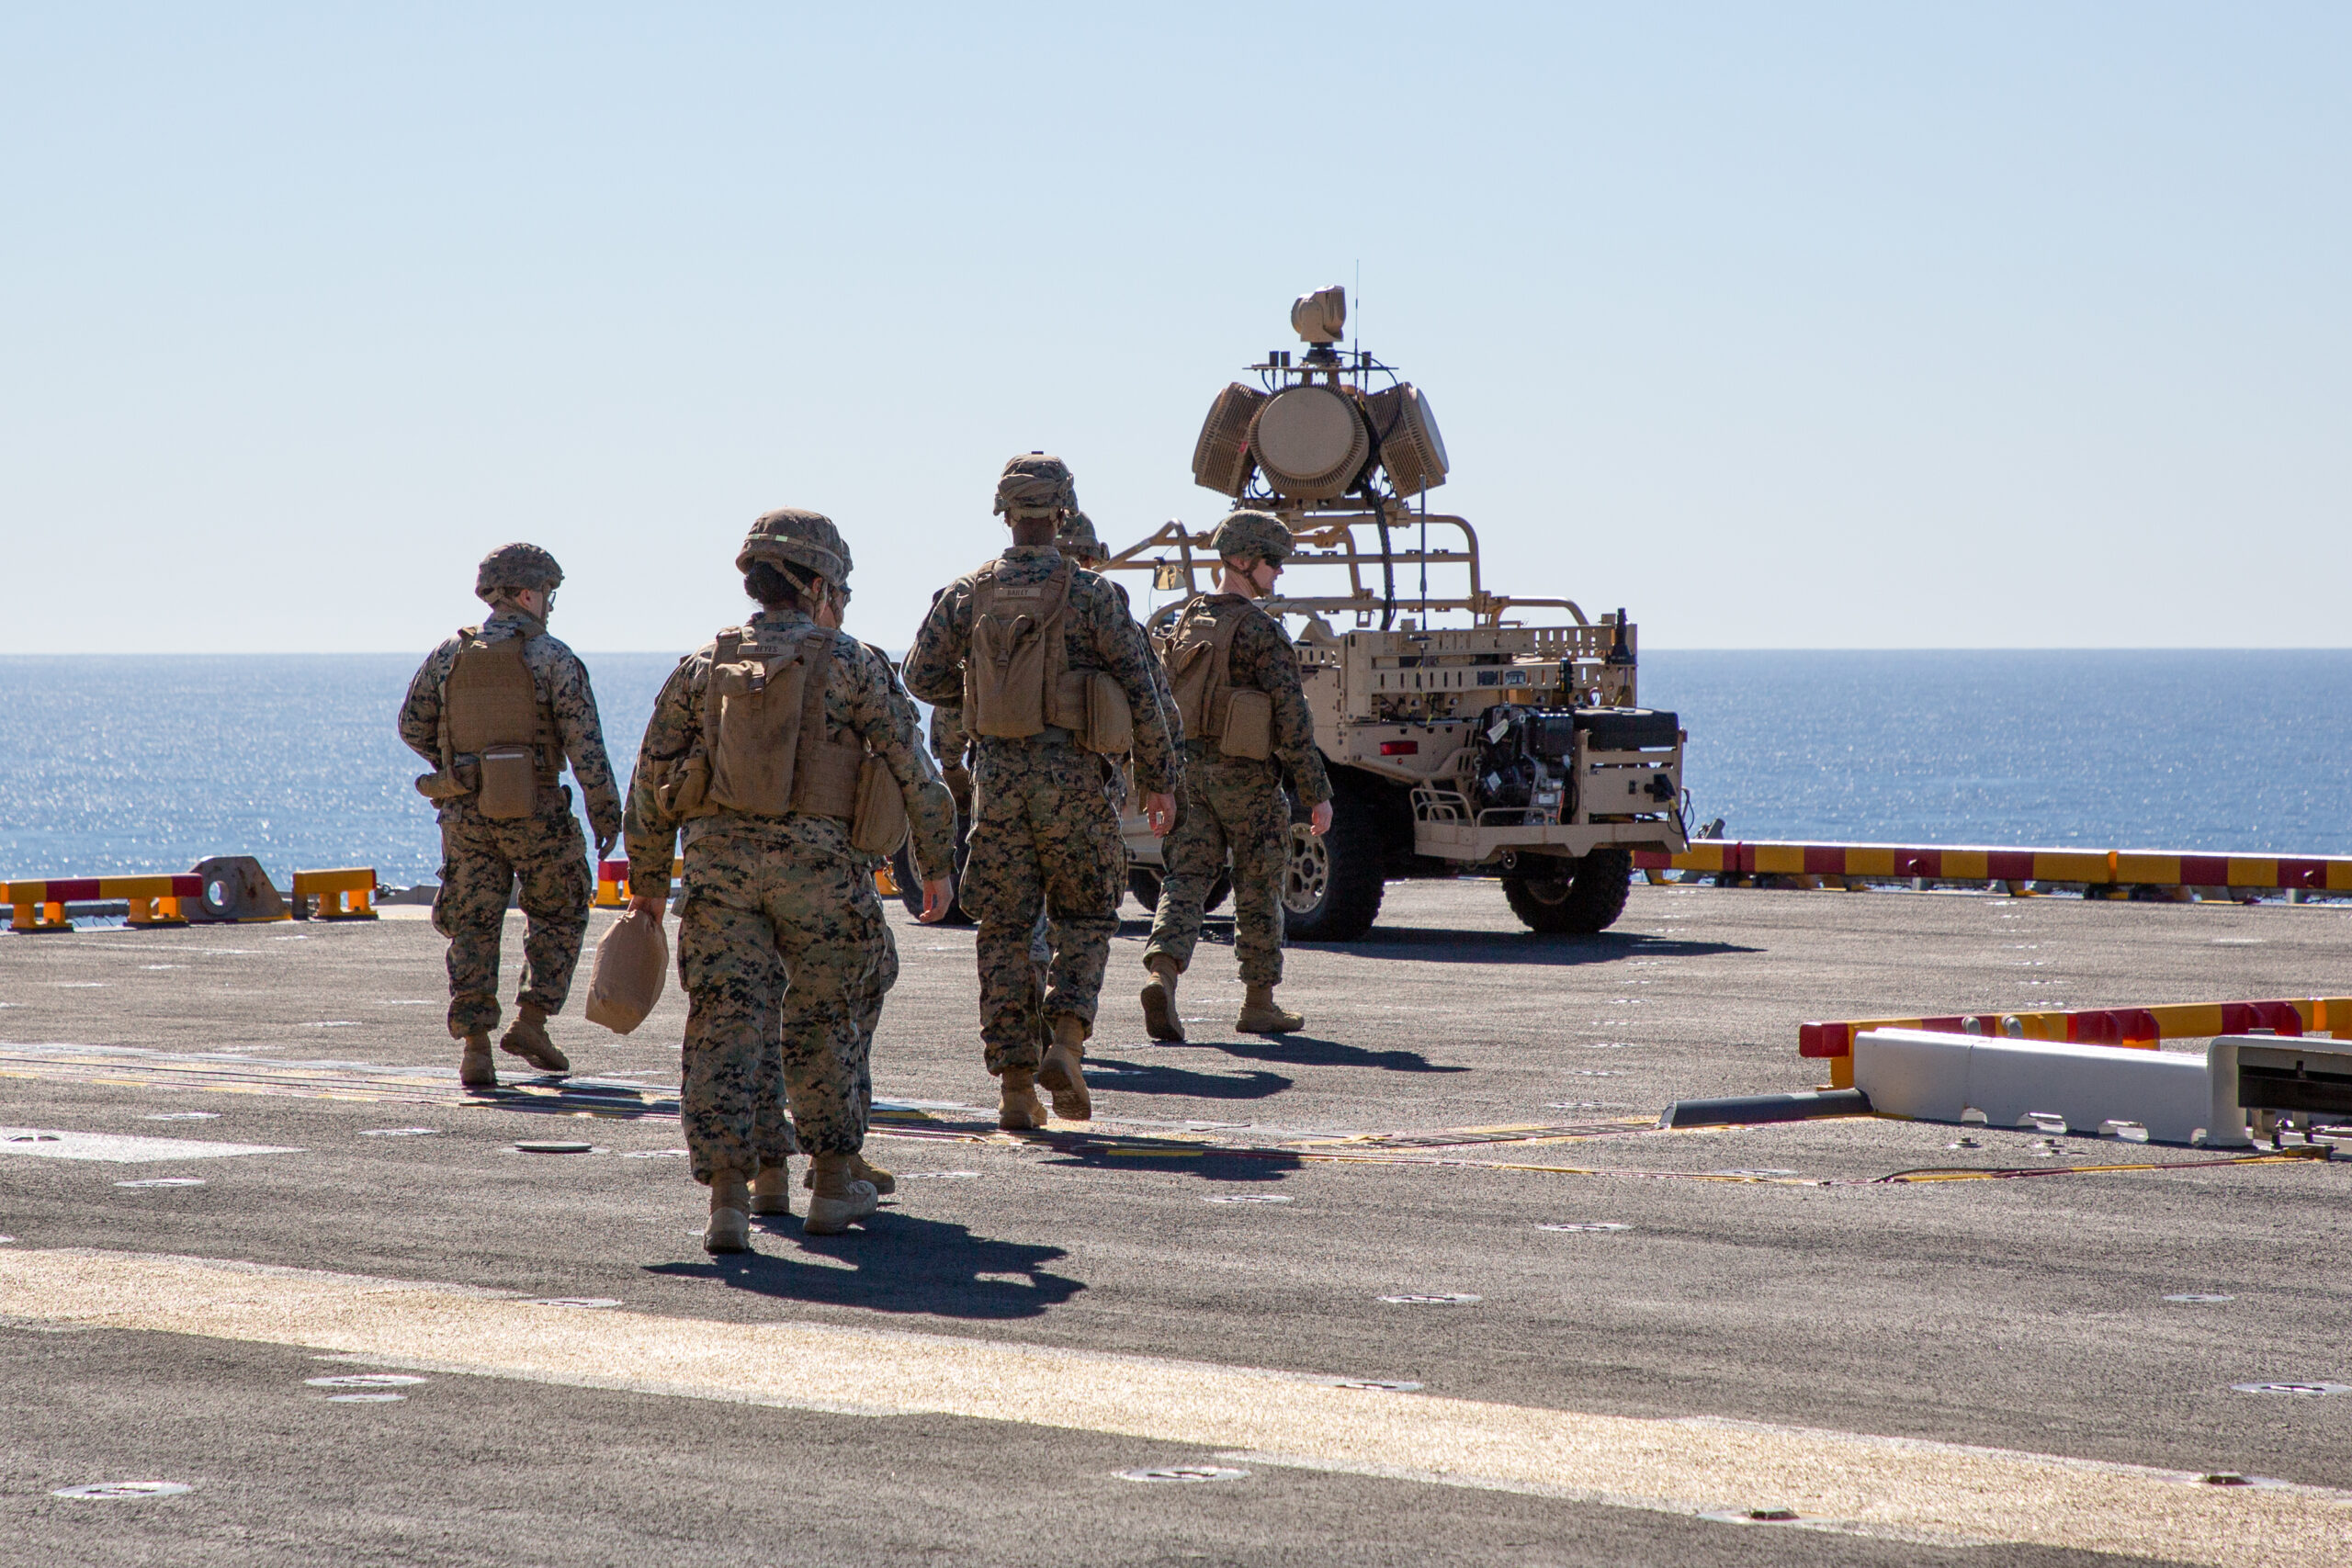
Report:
2,649,2346,886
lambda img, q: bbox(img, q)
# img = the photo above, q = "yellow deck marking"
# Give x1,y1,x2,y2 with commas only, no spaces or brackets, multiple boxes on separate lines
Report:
1,1247,2342,1561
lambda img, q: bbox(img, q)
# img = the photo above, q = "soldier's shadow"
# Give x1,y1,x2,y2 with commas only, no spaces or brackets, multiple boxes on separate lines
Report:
643,1213,1083,1320
1177,1034,1467,1075
1081,1057,1292,1100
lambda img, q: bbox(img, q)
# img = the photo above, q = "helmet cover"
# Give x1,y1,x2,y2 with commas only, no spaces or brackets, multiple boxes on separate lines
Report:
1209,510,1295,565
736,507,851,585
475,542,563,600
993,452,1078,518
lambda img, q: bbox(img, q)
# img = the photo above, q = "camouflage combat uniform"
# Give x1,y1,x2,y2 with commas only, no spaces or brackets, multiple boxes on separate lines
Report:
903,546,1178,1075
627,609,953,1183
399,608,622,1040
1145,593,1330,986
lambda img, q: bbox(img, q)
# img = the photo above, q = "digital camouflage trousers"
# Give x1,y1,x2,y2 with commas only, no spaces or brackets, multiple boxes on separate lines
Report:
675,818,896,1183
963,741,1126,1076
1146,752,1288,987
434,796,592,1039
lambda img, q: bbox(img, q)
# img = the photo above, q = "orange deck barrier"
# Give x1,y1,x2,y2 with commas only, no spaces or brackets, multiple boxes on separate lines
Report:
1796,997,2352,1088
290,867,379,920
2,874,202,934
1634,840,2352,897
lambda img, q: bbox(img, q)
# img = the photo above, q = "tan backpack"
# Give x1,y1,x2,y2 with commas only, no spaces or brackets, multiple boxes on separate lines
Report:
659,626,907,853
439,628,560,818
964,560,1131,752
1157,599,1272,761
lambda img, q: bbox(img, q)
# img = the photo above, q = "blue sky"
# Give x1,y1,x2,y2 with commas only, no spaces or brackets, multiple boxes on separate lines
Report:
4,4,2344,651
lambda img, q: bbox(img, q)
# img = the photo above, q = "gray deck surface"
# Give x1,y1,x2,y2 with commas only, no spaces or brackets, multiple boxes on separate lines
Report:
1,880,2346,1566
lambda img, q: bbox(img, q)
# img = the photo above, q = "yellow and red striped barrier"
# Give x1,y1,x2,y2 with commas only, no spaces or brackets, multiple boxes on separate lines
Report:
2,874,201,933
1798,996,2351,1088
1634,840,2352,896
290,867,379,921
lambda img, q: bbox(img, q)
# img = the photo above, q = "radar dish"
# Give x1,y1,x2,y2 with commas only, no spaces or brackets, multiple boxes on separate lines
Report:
1250,385,1370,499
1192,382,1266,496
1367,382,1449,495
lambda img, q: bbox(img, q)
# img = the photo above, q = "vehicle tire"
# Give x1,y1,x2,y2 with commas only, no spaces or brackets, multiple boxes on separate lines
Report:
892,810,976,926
1504,847,1633,934
1282,786,1385,941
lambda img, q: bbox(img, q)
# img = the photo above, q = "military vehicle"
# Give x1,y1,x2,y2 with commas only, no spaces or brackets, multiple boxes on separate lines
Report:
1103,286,1689,940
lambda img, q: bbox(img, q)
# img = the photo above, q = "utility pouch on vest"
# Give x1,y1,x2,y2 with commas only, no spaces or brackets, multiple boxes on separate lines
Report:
653,752,710,818
705,633,816,818
849,755,909,856
477,747,538,818
1085,671,1134,755
965,563,1070,739
1219,690,1273,761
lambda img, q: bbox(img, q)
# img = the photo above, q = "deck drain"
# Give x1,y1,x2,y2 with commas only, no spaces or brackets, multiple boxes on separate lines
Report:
360,1128,437,1138
1537,1223,1630,1233
116,1178,205,1189
327,1393,406,1403
1378,1293,1480,1305
1708,1168,1796,1179
2232,1381,2350,1396
1331,1379,1422,1392
1204,1193,1292,1204
514,1142,594,1155
6,1134,62,1144
2165,1293,2235,1303
1117,1465,1248,1483
307,1374,428,1388
529,1297,621,1309
51,1481,191,1500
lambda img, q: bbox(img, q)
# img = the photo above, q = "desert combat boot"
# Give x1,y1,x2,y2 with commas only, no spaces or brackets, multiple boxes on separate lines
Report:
458,1032,497,1089
1035,1013,1092,1121
705,1168,752,1254
751,1163,793,1217
1236,984,1304,1035
1139,956,1185,1043
804,1153,896,1195
803,1152,880,1235
999,1067,1049,1132
499,1001,571,1075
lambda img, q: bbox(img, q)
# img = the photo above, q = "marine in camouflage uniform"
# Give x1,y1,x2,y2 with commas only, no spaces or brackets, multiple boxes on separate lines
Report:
903,456,1179,1128
1143,511,1333,1038
627,509,954,1248
933,511,1172,1055
398,543,622,1087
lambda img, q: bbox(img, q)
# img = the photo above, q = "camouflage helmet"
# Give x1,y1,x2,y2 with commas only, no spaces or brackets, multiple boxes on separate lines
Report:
993,452,1078,518
1055,509,1104,562
474,542,563,600
1209,510,1295,566
736,507,850,585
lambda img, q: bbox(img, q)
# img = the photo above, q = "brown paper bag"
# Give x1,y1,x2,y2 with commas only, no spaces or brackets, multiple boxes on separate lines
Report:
583,908,669,1034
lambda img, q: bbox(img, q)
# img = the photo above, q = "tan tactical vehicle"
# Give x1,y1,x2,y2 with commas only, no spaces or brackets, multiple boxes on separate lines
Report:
1104,287,1689,939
